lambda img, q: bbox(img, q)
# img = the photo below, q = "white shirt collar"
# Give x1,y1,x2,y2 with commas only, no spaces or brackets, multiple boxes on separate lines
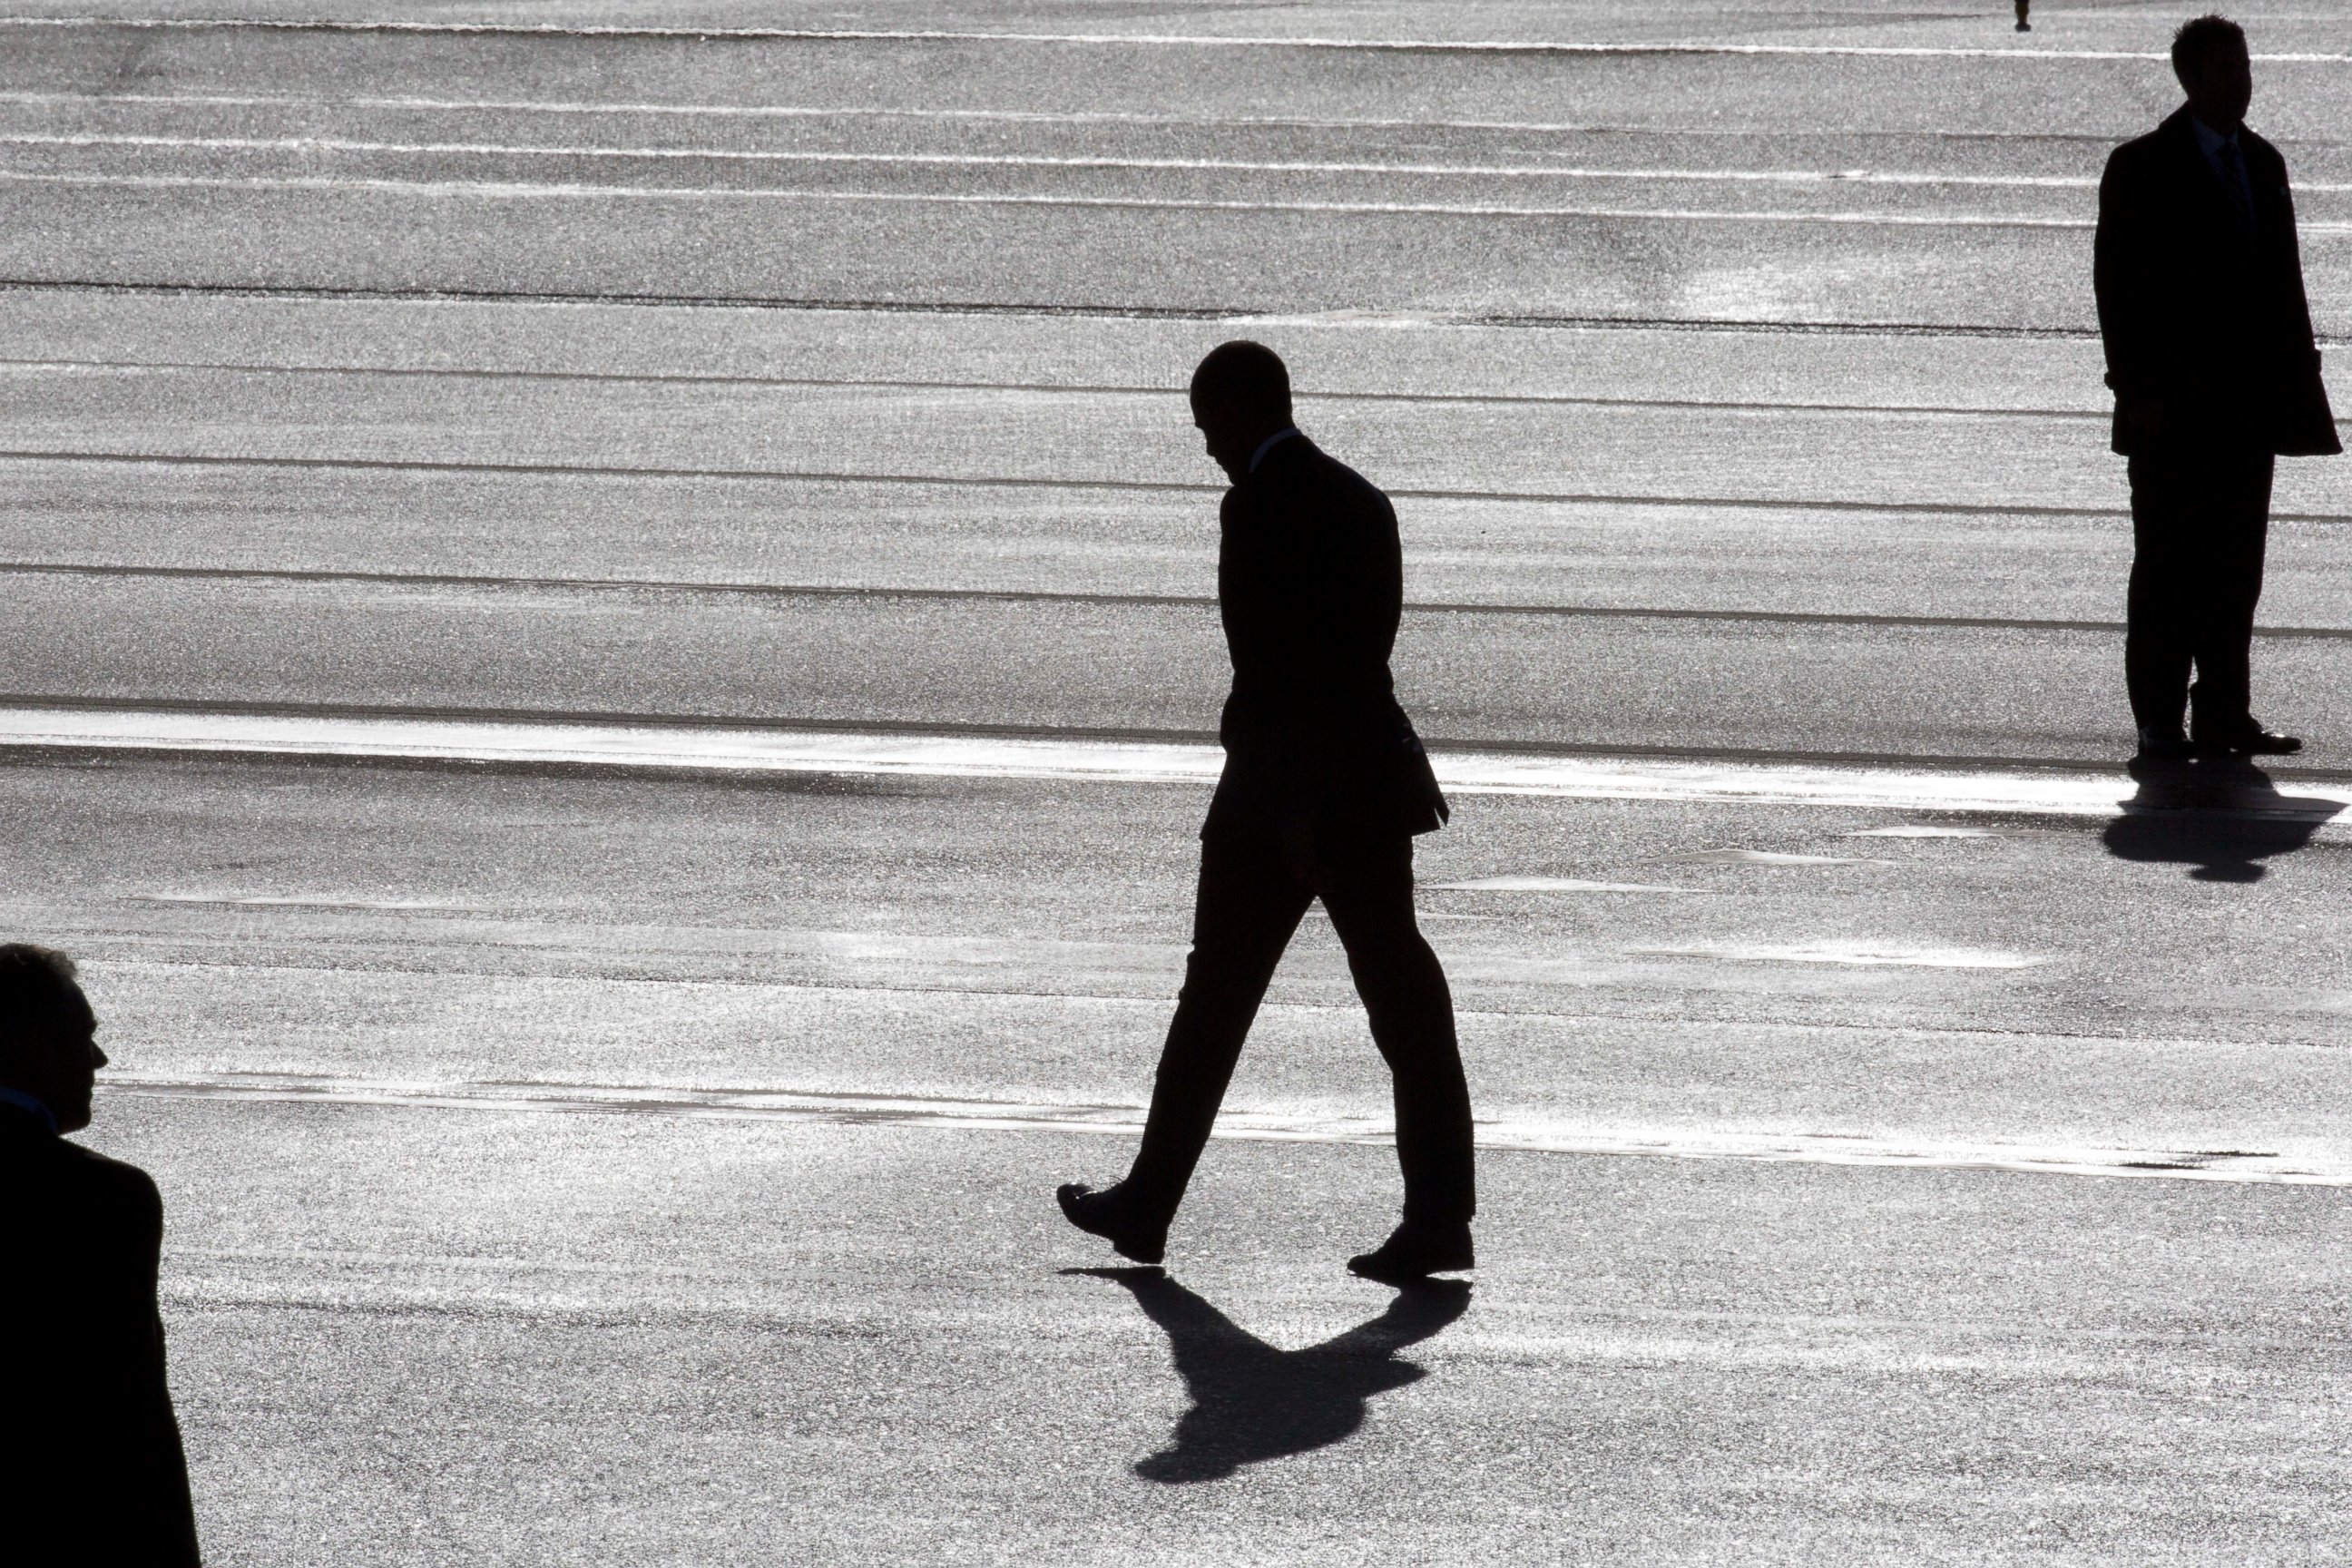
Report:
1247,427,1301,475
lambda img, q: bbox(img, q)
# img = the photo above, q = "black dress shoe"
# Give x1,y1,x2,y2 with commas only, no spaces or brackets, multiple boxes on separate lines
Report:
1347,1220,1475,1284
1055,1181,1167,1265
2194,724,2302,757
2136,723,2195,762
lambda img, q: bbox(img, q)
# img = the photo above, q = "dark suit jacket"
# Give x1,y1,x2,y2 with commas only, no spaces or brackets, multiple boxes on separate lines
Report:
1203,433,1447,844
2094,107,2339,457
0,1108,202,1566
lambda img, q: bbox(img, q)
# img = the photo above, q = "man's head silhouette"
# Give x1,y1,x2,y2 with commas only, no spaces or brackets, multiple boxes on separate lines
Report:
2173,15,2252,134
1189,341,1294,483
0,944,104,1132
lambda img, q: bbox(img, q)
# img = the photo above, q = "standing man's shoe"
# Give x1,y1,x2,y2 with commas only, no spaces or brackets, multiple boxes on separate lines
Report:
2136,723,2196,761
1348,1220,1474,1284
1056,1181,1168,1265
2193,721,2302,756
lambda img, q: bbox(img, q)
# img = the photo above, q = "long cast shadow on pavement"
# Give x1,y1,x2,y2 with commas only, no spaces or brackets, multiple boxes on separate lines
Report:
2103,759,2344,881
1066,1266,1471,1483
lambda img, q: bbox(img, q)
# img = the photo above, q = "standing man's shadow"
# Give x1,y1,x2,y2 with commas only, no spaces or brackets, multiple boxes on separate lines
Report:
1069,1266,1471,1483
2105,757,2343,881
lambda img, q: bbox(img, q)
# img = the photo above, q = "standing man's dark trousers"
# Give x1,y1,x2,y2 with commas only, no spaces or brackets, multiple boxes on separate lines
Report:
2125,446,2275,740
1122,828,1475,1230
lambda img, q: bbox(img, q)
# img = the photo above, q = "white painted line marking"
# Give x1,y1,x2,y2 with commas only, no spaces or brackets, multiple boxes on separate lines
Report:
5,707,1230,782
1845,824,2000,838
107,1073,2343,1186
7,18,2348,63
6,705,2349,828
1431,876,1703,894
0,170,2112,230
1671,848,1883,866
1632,942,2044,969
0,132,2146,190
0,91,2315,155
127,892,464,911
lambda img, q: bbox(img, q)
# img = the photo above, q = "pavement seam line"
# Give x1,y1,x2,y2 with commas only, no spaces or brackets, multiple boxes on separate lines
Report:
0,280,2146,338
15,87,2339,151
13,446,2349,524
0,169,2131,230
74,956,2318,1052
0,357,2129,422
31,132,2283,196
103,1073,2346,1186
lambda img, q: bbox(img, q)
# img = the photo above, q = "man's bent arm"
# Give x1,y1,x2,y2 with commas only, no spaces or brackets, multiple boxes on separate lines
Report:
2093,152,2165,412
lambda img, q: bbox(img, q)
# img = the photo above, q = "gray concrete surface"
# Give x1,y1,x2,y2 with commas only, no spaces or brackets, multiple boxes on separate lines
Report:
103,1097,2352,1566
23,754,2352,1143
7,2,2352,1561
14,573,2352,761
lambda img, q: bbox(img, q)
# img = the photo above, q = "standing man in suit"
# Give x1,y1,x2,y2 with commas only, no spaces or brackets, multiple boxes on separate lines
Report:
2094,14,2340,761
0,943,203,1565
1057,342,1475,1285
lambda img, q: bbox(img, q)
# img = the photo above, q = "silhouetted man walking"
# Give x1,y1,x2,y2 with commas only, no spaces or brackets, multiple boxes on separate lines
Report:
2094,14,2340,761
1058,342,1475,1284
0,944,202,1565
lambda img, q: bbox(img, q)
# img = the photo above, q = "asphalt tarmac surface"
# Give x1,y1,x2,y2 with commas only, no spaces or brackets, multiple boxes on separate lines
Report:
7,3,2351,1562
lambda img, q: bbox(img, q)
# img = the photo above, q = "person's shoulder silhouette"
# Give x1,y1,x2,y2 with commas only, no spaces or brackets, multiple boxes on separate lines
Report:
1264,436,1394,528
0,943,202,1566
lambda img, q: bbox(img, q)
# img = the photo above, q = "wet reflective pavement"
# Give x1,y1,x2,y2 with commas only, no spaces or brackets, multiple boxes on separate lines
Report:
8,2,2351,1561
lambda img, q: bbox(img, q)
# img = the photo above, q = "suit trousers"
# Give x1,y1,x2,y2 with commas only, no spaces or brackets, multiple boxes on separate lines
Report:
1122,827,1475,1229
2125,447,2275,735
